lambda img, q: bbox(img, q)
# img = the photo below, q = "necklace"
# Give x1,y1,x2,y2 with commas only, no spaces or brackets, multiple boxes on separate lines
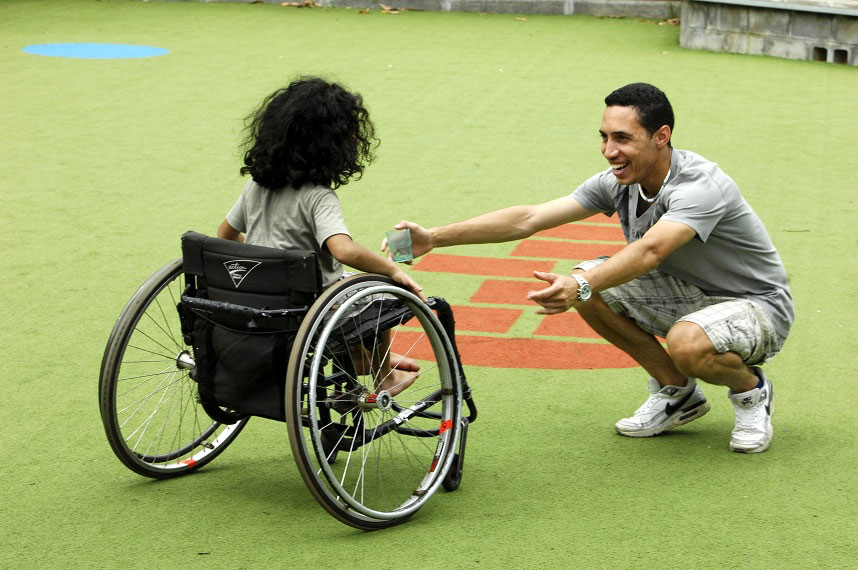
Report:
638,168,671,203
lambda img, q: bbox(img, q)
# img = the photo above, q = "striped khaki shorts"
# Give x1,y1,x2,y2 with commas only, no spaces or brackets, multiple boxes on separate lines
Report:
575,257,784,365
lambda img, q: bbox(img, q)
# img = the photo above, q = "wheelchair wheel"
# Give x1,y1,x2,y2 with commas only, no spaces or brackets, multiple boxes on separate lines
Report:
99,259,248,478
286,274,463,530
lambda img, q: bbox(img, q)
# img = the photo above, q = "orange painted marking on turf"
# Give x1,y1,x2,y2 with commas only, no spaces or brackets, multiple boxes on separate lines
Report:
413,253,554,278
392,332,636,369
457,336,637,369
393,332,636,369
534,312,601,339
403,305,521,333
534,224,626,242
511,240,624,260
447,305,522,333
597,212,620,223
470,280,540,306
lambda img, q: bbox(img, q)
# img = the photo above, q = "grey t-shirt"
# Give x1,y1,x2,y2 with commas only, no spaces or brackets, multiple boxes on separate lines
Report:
572,149,794,339
226,179,350,288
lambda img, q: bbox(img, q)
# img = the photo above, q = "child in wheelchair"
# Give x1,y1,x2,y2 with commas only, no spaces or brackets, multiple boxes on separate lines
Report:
216,76,423,396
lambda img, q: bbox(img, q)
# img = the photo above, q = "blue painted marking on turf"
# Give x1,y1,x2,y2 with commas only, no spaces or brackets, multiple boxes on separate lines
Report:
22,43,169,59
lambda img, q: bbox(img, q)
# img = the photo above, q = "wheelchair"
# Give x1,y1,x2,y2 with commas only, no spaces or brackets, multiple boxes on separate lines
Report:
99,231,477,530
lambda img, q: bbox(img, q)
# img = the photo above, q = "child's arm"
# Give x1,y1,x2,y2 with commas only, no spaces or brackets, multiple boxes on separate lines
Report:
217,220,245,242
325,234,427,302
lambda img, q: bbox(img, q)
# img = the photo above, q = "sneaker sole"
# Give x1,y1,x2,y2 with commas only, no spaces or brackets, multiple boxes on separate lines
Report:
615,399,711,438
730,421,773,453
730,437,771,453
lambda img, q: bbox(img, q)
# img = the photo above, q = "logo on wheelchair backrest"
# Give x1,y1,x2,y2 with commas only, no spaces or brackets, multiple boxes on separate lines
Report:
223,259,262,288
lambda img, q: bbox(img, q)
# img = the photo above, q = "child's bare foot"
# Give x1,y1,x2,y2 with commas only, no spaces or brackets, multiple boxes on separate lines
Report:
377,369,418,397
391,353,420,374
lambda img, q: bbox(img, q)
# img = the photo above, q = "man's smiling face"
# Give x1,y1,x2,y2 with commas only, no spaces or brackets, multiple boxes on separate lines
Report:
599,105,663,189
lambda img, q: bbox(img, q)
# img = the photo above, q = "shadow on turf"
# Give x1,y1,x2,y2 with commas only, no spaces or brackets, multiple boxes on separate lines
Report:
121,460,314,506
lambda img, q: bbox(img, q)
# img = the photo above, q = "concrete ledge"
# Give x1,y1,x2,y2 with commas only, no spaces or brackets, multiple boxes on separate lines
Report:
680,0,858,64
207,0,682,19
572,0,681,17
689,0,858,17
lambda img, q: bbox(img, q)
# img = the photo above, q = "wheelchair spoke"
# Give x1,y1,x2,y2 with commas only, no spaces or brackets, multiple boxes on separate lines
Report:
155,281,185,351
340,424,364,490
116,367,181,387
136,375,183,459
117,366,178,424
350,414,386,505
144,287,185,350
124,368,187,447
116,365,184,411
130,327,184,361
142,371,192,459
369,309,409,389
125,343,180,362
126,376,177,453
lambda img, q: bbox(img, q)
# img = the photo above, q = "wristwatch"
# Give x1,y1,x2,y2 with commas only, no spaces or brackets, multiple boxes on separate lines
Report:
572,274,592,302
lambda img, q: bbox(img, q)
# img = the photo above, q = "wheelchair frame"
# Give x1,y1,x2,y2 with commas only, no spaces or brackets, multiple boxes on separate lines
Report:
99,247,477,530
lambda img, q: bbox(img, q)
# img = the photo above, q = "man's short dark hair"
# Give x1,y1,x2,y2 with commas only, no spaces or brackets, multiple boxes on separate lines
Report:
604,83,674,145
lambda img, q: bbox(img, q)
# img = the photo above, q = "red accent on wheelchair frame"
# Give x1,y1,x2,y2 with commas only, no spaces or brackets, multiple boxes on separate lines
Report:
429,457,439,472
439,419,452,433
366,394,378,403
182,459,197,467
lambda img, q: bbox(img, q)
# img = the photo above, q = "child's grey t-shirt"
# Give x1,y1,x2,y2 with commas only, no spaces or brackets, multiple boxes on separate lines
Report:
226,179,350,288
571,149,794,340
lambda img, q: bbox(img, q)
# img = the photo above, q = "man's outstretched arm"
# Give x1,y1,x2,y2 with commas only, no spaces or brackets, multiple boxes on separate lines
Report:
384,195,597,258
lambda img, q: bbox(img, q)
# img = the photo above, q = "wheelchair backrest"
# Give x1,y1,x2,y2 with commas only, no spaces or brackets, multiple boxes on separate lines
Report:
181,231,321,309
180,231,322,422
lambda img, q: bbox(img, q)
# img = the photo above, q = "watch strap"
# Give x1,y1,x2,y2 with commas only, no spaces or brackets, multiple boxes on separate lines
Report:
572,274,591,301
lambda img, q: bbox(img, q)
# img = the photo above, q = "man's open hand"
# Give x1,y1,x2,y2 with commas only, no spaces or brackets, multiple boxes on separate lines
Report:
527,270,581,314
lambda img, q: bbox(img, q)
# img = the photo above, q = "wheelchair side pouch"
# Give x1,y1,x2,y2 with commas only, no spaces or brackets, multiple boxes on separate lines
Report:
192,315,295,422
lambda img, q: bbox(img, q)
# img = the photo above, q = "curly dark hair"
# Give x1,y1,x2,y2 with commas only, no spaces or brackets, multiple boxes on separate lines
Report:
604,83,674,147
240,77,378,190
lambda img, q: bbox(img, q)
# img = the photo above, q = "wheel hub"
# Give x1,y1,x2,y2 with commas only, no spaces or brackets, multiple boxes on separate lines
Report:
176,350,195,370
359,390,393,412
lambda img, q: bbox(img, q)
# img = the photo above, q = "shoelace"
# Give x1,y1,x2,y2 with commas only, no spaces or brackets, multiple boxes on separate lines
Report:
734,403,765,431
634,393,670,415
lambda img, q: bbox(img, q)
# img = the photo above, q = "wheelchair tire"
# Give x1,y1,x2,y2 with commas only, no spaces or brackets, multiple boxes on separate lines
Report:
99,259,248,479
285,274,464,530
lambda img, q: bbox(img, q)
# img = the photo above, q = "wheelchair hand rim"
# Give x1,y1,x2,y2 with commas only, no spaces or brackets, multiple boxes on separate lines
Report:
306,283,462,521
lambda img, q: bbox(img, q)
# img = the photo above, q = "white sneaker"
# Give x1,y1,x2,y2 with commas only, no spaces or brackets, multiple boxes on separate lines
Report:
729,367,774,453
615,377,710,437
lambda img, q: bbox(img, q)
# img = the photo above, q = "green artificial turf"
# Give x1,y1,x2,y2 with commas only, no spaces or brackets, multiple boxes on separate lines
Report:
1,0,857,568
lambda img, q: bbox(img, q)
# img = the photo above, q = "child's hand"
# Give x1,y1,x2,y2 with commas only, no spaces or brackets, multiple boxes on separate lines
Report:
391,269,428,303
